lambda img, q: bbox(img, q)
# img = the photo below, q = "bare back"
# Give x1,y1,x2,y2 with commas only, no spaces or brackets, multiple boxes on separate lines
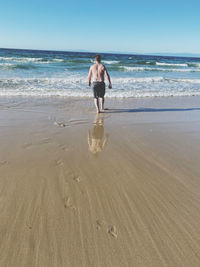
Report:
88,60,112,91
90,63,105,82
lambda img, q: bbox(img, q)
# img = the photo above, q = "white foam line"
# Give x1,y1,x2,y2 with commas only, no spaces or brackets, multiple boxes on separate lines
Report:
156,62,188,67
122,66,200,72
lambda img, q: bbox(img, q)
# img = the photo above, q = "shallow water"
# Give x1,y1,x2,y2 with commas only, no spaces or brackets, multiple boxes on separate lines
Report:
0,48,200,97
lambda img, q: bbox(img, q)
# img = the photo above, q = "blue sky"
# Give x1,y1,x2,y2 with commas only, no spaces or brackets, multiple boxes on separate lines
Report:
1,0,200,54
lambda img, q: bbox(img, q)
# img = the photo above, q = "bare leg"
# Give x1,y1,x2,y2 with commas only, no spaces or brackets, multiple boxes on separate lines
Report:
99,97,104,112
94,98,100,113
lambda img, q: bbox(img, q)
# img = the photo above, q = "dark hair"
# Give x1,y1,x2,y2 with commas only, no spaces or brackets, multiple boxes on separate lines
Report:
95,54,101,63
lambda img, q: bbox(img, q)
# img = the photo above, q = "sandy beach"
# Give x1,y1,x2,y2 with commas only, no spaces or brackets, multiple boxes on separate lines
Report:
0,96,200,267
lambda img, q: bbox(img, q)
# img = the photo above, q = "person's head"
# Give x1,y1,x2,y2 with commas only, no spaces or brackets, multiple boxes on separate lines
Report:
95,54,101,63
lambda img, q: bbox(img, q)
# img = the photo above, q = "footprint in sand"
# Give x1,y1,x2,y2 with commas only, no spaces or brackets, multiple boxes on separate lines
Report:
0,160,7,166
96,219,106,230
63,196,76,210
73,176,81,183
26,221,33,230
22,143,32,149
64,171,81,183
96,220,118,238
55,159,64,166
108,225,118,238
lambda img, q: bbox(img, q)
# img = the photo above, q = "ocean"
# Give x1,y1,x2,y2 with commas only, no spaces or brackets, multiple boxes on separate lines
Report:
0,48,200,98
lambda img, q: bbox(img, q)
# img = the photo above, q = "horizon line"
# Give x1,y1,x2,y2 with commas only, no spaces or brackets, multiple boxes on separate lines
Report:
1,47,200,58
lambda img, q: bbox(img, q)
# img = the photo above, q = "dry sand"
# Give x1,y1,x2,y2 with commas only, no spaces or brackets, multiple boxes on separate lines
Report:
0,96,200,267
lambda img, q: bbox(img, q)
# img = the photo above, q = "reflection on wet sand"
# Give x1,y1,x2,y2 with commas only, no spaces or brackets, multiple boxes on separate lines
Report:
88,114,109,156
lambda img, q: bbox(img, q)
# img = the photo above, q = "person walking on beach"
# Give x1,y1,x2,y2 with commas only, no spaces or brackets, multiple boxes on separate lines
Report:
88,54,112,113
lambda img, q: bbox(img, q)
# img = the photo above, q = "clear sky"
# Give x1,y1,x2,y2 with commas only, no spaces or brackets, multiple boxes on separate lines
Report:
1,0,200,55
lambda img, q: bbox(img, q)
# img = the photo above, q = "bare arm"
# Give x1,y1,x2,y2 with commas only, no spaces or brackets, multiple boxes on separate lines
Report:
88,67,92,86
104,67,112,89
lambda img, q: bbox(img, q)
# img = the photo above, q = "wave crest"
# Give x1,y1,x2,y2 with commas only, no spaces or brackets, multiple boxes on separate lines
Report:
156,62,188,67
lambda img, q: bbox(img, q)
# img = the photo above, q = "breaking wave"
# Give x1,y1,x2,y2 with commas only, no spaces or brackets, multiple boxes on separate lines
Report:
0,76,200,98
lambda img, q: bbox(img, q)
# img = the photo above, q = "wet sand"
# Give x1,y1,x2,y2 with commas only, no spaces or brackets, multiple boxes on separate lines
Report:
0,96,200,267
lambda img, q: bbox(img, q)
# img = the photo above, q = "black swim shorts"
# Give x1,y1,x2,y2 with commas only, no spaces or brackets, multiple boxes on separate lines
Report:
92,82,105,98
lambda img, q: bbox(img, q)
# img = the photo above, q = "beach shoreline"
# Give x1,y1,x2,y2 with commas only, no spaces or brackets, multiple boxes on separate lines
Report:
0,95,200,266
1,48,200,99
